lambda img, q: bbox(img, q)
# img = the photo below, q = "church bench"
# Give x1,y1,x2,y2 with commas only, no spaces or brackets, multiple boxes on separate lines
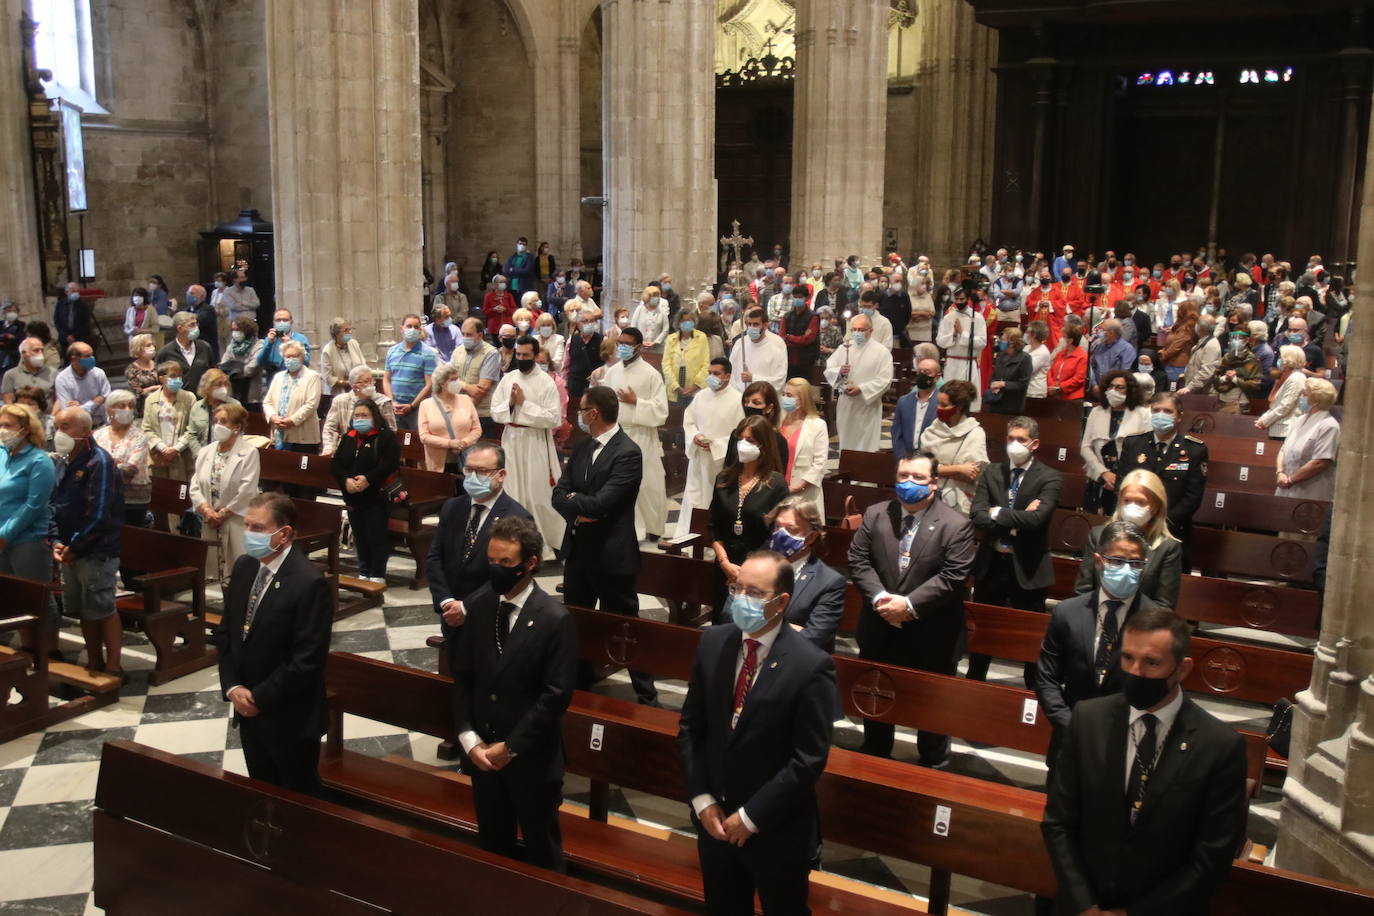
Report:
394,426,427,466
635,551,718,626
320,654,1374,916
1019,397,1086,422
103,526,213,685
1191,490,1328,534
93,741,687,916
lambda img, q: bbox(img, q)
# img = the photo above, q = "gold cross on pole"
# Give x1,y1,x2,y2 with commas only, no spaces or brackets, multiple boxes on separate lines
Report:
719,219,754,266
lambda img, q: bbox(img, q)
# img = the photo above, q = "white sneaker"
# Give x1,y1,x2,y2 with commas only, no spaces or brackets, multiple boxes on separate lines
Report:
369,576,388,586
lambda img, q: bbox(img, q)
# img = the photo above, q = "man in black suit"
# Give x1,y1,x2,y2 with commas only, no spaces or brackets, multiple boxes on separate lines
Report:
552,385,657,705
968,415,1063,682
215,494,333,793
1117,392,1207,569
848,449,977,764
1042,607,1248,916
679,550,837,915
425,442,532,670
1035,520,1160,771
451,517,577,871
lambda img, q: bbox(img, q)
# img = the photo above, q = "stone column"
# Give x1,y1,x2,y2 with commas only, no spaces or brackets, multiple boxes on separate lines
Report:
790,0,889,270
0,3,42,307
1275,86,1374,884
601,0,715,313
531,25,584,261
904,0,997,267
266,0,422,355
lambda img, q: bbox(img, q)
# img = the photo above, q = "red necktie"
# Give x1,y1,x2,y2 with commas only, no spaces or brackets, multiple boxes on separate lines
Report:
731,639,761,729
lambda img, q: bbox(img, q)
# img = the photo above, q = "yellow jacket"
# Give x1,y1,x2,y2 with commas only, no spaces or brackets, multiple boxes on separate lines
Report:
661,330,711,396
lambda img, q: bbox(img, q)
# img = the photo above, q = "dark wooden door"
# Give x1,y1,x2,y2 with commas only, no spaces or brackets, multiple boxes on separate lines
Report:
715,83,793,264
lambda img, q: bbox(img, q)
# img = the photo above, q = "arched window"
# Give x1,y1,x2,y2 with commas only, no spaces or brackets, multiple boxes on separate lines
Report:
29,0,103,112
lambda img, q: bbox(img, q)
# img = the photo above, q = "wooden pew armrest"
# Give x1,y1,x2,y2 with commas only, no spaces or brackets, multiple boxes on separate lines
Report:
658,533,701,556
0,613,39,637
130,566,201,595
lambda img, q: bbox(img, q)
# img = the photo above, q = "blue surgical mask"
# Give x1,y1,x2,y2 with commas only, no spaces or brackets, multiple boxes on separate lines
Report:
851,331,867,346
274,321,291,334
769,528,806,558
165,377,183,392
186,295,199,307
1298,396,1311,413
1288,333,1304,345
462,336,478,350
187,327,200,341
463,472,494,500
78,356,97,371
679,321,695,334
1100,561,1141,599
780,395,798,413
577,413,591,434
895,480,930,504
352,417,373,434
284,357,303,373
616,342,636,362
706,375,724,391
403,327,421,343
342,333,353,343
861,307,876,317
746,327,761,341
729,593,769,634
244,527,282,559
581,322,598,335
1150,412,1175,434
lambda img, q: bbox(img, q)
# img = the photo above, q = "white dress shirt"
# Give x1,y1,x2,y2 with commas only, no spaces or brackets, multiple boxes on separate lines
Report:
690,619,784,834
1125,687,1183,790
588,423,621,465
458,577,536,755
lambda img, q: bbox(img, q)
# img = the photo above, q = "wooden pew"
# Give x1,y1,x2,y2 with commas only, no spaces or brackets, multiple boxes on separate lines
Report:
635,551,718,626
1192,490,1328,534
323,654,1374,916
394,426,427,467
94,740,688,916
106,526,213,684
1019,397,1086,422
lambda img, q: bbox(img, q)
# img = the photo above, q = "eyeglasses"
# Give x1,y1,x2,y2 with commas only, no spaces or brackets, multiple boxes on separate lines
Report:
726,585,775,602
1101,556,1146,571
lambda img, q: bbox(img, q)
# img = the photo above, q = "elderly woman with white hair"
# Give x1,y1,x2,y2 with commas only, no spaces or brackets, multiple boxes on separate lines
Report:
418,361,481,473
631,286,671,354
483,273,516,336
1255,344,1308,438
93,388,151,527
1276,378,1341,500
320,316,367,394
263,339,322,453
322,365,395,456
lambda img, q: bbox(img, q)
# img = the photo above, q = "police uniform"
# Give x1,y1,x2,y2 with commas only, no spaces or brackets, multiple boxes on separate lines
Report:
1117,430,1208,571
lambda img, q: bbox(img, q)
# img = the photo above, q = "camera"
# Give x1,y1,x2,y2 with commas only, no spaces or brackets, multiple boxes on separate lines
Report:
1084,269,1107,296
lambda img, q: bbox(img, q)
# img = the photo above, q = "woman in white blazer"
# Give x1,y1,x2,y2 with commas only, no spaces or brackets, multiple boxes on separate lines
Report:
1079,369,1151,516
263,340,323,450
779,378,831,520
189,402,261,583
1256,344,1308,439
319,317,368,395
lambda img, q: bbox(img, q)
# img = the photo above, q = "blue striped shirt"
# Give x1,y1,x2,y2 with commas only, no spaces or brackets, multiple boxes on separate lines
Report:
386,341,436,404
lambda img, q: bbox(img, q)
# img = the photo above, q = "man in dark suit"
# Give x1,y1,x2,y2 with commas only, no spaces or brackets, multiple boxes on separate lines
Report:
848,449,977,765
564,301,602,421
890,356,941,461
1117,392,1207,569
451,517,577,871
425,442,532,670
679,550,837,915
1042,607,1248,916
215,494,333,793
968,416,1063,682
552,385,657,705
1035,520,1159,771
765,497,846,653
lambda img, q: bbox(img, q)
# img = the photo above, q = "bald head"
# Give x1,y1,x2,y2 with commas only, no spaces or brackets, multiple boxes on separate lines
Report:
851,314,873,334
55,406,92,436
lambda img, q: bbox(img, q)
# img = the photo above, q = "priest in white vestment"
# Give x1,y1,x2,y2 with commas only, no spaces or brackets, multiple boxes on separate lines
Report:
491,337,565,557
676,359,744,539
935,287,988,411
824,314,893,453
602,327,670,540
727,308,788,395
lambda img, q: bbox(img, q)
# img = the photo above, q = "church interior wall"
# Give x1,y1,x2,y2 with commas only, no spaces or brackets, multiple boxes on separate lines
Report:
882,85,917,262
578,7,602,264
203,0,271,224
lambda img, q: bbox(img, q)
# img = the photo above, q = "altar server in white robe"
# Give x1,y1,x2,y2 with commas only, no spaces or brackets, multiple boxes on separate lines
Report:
824,314,893,453
603,327,670,540
935,285,988,411
675,357,744,539
856,290,895,349
490,335,565,557
727,307,788,396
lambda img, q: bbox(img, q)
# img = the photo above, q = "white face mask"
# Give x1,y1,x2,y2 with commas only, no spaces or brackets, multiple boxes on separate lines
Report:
211,387,229,402
736,439,761,463
0,428,22,450
143,347,156,359
211,423,234,443
446,379,463,396
1106,389,1127,408
113,408,134,426
1120,502,1152,527
25,353,43,369
53,430,77,456
358,385,376,400
1006,440,1032,465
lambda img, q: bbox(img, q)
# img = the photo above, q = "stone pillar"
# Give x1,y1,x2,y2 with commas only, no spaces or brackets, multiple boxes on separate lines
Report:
904,0,997,267
266,0,422,356
0,3,42,307
531,24,583,261
791,0,889,270
1275,85,1374,884
602,0,715,313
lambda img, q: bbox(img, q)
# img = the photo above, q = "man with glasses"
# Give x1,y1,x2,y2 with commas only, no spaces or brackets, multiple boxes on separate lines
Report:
426,444,532,671
1034,520,1160,772
679,549,837,914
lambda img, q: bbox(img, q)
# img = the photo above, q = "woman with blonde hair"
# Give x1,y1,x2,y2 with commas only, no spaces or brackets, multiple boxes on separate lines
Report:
778,377,829,519
320,317,367,394
1072,468,1182,607
189,403,260,583
511,305,537,338
0,401,57,637
93,389,151,528
1256,344,1308,438
533,311,566,373
125,333,161,412
187,368,240,449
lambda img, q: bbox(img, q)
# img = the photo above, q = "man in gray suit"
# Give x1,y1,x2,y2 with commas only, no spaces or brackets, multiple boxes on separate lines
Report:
848,449,977,765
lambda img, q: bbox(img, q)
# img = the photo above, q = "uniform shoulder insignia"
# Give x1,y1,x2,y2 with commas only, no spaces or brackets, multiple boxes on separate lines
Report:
1184,435,1205,444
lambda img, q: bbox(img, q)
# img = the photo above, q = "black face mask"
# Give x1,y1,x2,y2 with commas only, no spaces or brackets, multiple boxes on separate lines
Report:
1122,670,1173,711
914,372,936,390
742,405,764,418
501,338,515,349
515,358,535,373
488,560,528,595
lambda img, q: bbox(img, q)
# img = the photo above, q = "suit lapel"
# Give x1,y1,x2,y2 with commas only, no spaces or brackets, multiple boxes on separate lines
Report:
1104,697,1130,811
1132,699,1199,830
730,624,792,741
244,551,296,642
1080,590,1101,673
791,556,817,612
496,586,542,672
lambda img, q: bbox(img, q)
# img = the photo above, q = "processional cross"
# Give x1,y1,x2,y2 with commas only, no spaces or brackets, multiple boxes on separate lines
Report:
720,220,754,267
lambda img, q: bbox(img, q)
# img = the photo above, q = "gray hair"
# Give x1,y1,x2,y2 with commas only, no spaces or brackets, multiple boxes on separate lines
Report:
1278,344,1307,370
765,494,823,533
329,317,351,340
106,388,137,410
1007,415,1039,439
348,364,374,385
432,361,459,388
914,342,941,363
1231,303,1253,322
173,311,198,330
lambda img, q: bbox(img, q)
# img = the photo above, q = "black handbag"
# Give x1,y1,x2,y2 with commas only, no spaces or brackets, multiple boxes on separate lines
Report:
1266,697,1295,757
382,475,409,505
177,508,202,539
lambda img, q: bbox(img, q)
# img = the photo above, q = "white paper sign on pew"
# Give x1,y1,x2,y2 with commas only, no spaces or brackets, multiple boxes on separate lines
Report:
1021,698,1038,725
589,723,604,751
933,805,951,837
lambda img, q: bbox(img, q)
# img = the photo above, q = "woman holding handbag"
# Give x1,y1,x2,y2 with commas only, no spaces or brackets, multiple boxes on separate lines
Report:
418,362,481,473
331,399,401,585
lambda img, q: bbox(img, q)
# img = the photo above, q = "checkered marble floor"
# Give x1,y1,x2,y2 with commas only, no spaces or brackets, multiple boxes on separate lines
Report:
0,423,1295,914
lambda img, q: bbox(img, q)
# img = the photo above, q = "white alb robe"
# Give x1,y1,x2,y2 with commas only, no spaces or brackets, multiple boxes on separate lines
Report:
727,332,788,395
824,338,893,452
935,306,988,410
603,356,669,539
491,368,565,556
676,385,744,538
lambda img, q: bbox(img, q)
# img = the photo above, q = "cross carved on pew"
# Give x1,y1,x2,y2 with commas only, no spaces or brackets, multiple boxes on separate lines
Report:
245,799,285,862
720,219,754,267
606,623,638,667
1202,647,1246,693
851,669,897,718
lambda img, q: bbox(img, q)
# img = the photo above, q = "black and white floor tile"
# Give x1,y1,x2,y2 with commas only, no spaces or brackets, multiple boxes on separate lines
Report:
0,423,1292,914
